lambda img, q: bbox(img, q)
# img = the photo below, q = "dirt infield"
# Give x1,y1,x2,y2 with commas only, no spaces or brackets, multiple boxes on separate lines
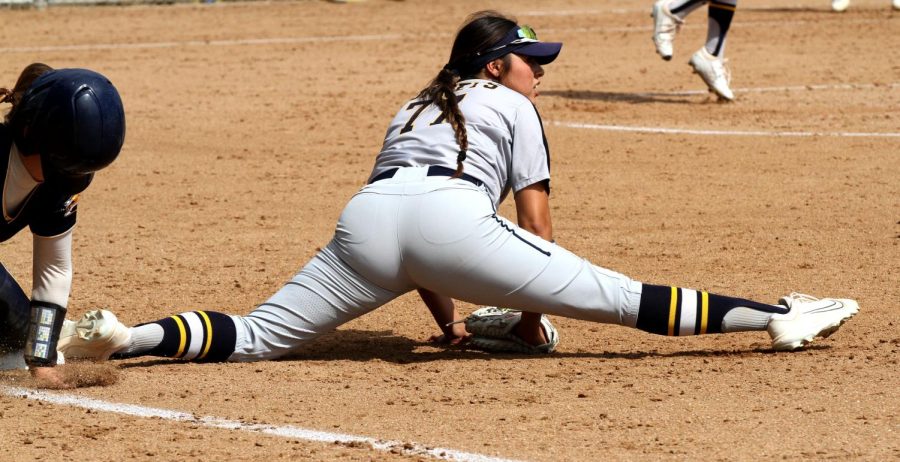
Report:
1,0,898,460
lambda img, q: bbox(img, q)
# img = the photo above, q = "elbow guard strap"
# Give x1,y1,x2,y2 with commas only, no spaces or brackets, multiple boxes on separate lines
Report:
24,301,66,367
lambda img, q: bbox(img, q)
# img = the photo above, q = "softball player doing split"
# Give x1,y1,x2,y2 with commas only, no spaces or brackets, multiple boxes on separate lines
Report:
59,11,857,364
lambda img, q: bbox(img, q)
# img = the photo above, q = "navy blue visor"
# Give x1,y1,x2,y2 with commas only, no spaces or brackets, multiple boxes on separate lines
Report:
453,25,562,73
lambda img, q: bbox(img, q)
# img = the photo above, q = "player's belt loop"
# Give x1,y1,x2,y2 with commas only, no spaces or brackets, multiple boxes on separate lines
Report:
368,166,483,187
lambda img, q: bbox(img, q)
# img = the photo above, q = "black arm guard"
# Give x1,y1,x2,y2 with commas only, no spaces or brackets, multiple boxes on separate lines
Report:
23,301,66,367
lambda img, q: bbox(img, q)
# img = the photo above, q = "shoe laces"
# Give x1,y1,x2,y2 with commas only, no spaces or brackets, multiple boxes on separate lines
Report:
786,292,820,303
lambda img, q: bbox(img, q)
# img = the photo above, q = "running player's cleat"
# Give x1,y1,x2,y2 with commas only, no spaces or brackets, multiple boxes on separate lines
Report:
689,47,735,101
831,0,850,11
893,0,900,10
651,0,683,60
58,309,131,360
767,293,859,351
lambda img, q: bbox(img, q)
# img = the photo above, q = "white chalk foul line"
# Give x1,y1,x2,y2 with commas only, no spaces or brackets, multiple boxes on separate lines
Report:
547,81,900,99
521,4,856,15
2,386,521,462
552,121,900,138
639,81,900,97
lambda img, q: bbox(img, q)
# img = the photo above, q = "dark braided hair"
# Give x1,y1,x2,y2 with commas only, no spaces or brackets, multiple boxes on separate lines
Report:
416,11,518,177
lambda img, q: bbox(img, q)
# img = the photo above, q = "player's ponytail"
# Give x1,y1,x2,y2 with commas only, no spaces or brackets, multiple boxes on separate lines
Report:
2,63,54,125
417,11,518,178
417,66,469,177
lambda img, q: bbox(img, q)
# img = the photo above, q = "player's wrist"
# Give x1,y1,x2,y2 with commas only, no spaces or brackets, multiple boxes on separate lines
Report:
23,300,66,367
447,321,467,339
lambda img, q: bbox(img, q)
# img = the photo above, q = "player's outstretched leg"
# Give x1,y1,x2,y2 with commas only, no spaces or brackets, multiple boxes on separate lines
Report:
636,284,784,336
119,310,237,361
634,285,858,350
688,0,737,101
60,245,400,363
58,309,235,362
404,193,859,352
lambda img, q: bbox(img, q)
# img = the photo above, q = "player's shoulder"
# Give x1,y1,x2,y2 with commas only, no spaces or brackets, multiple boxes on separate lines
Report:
456,79,535,117
457,79,528,101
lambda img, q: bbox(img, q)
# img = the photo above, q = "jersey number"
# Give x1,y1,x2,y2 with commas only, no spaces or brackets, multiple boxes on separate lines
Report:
400,94,467,134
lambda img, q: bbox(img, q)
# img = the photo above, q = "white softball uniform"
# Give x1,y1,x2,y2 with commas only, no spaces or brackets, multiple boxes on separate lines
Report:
230,80,643,361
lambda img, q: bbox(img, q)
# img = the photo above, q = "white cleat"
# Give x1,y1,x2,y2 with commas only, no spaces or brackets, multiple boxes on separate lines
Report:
768,293,859,351
651,0,683,61
58,309,131,360
689,47,735,101
831,0,850,11
893,0,900,11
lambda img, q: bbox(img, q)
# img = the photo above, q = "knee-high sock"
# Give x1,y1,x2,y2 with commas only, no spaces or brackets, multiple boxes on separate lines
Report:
706,0,737,56
114,310,237,362
669,0,708,19
636,284,787,336
0,264,30,351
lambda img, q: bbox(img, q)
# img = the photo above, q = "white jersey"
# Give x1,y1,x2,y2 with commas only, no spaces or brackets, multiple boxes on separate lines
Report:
369,79,551,208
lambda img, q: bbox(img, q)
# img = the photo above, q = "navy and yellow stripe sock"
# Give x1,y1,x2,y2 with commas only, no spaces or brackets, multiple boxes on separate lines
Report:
636,284,787,336
121,311,237,362
670,0,707,16
706,0,737,56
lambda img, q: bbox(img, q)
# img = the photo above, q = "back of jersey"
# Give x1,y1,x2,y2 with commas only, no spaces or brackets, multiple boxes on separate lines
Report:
370,79,550,208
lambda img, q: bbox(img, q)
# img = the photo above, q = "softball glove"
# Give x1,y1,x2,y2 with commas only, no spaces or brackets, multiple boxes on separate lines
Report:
462,307,559,354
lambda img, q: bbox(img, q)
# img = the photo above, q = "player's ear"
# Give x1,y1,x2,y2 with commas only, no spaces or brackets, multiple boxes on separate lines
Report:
484,59,504,80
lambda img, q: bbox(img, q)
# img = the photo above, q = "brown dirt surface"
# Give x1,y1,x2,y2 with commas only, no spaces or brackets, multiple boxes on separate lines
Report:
1,0,898,460
28,363,121,389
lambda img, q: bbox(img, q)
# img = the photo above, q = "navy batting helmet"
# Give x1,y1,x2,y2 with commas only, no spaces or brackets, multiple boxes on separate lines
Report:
13,68,125,191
